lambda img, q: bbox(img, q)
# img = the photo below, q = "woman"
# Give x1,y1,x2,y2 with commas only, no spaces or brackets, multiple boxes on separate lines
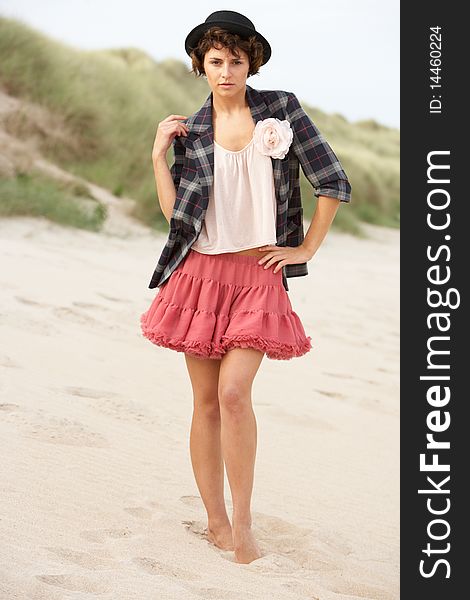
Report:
141,10,352,564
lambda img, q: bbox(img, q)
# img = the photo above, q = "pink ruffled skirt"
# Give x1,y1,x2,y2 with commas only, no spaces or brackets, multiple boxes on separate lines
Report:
140,249,312,360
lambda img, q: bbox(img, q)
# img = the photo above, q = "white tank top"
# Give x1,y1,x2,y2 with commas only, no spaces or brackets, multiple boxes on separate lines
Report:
191,136,277,254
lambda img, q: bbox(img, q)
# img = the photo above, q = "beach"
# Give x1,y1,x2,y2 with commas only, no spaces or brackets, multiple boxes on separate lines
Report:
0,215,399,599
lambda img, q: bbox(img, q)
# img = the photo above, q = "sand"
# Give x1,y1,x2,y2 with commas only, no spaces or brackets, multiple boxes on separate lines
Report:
0,215,399,600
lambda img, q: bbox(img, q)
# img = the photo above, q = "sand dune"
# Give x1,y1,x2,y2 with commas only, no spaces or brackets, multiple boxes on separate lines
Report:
0,216,399,599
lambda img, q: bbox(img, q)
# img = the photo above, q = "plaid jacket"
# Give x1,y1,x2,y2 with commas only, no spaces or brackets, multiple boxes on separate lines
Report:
148,84,351,291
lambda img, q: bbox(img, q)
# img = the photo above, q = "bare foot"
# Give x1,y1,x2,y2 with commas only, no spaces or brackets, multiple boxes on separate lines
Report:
233,525,263,564
206,521,234,551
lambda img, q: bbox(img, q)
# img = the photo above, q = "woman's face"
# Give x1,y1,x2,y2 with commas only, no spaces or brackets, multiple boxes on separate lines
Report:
203,45,250,95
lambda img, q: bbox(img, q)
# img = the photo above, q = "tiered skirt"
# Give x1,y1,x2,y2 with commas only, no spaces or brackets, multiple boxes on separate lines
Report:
140,249,312,360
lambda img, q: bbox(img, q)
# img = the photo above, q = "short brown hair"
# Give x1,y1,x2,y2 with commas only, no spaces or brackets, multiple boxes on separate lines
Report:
189,27,265,78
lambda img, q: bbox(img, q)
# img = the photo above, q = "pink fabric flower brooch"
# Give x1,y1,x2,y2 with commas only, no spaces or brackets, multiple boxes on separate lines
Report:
253,118,293,159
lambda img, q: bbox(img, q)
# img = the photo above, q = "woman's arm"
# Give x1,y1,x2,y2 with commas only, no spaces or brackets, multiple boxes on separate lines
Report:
151,117,188,224
152,154,177,224
301,196,340,259
286,92,352,204
258,195,341,271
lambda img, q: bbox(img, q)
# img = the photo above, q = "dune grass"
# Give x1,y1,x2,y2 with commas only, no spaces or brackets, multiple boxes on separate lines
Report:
0,171,107,230
0,16,399,236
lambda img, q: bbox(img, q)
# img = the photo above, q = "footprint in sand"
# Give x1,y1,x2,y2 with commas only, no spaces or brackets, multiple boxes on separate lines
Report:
53,304,127,334
314,388,347,400
178,497,356,578
43,546,116,570
24,411,109,447
0,403,20,412
244,512,354,575
2,404,109,447
52,306,99,325
64,389,166,435
12,315,56,336
329,579,395,600
181,519,241,569
179,495,204,508
181,519,210,541
97,292,130,304
377,366,396,374
65,386,118,399
123,506,154,520
72,301,110,311
180,505,301,569
0,354,22,369
182,514,310,571
35,573,108,594
14,295,48,307
179,495,231,533
323,371,355,380
80,394,161,429
120,497,165,522
132,556,200,581
189,586,253,599
80,527,134,544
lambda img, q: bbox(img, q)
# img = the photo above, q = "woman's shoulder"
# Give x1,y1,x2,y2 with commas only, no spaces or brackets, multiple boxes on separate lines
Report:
248,88,302,122
250,87,299,115
249,86,294,102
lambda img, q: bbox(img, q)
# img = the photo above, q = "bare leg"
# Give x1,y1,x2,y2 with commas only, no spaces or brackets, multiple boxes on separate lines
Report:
184,353,233,550
218,347,264,564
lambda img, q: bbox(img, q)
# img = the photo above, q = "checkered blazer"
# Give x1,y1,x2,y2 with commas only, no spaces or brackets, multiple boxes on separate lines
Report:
148,84,351,291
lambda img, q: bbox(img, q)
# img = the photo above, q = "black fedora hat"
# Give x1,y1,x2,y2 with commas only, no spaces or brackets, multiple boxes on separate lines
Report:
184,10,271,66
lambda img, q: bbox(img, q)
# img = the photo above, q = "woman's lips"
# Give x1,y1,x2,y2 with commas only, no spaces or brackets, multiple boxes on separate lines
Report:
220,84,233,87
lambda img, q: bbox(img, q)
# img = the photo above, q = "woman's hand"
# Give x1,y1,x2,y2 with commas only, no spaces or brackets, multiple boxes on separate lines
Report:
257,244,313,273
152,114,189,162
